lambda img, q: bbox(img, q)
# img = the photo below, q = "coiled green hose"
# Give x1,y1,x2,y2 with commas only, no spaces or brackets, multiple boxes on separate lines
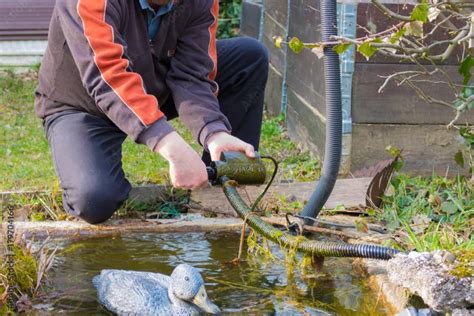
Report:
222,177,400,260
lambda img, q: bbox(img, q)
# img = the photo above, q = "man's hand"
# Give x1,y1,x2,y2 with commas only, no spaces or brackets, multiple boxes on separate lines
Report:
207,132,256,161
155,132,208,190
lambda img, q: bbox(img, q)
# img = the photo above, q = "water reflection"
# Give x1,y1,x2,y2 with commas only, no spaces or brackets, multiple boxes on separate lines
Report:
33,232,390,315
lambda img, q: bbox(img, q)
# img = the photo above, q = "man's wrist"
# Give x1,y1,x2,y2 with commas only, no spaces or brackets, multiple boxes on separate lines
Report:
206,131,229,146
136,117,175,151
155,131,183,162
198,120,232,148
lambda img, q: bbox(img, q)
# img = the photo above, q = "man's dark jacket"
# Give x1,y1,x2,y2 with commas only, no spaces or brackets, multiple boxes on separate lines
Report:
35,0,232,150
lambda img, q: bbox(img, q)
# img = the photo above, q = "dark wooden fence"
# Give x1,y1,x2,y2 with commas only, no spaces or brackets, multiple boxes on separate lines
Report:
241,0,473,175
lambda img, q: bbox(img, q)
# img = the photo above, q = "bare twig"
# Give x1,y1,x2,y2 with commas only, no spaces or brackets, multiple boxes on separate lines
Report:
378,69,439,93
448,95,474,128
278,0,473,126
371,0,413,22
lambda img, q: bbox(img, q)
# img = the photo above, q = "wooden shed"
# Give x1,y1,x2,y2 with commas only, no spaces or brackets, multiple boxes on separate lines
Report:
241,0,473,175
0,0,54,67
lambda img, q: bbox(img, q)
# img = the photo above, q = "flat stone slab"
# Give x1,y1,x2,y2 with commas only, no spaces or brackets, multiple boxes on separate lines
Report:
358,251,474,314
387,252,473,312
191,177,372,216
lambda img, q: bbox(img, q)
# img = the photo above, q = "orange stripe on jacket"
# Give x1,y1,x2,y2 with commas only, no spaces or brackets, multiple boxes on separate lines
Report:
208,0,219,81
77,0,163,126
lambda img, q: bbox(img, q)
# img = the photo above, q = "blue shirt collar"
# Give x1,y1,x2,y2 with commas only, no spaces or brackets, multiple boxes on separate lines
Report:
139,0,173,13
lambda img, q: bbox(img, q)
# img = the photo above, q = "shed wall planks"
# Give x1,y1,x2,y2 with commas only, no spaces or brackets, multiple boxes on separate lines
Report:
351,124,465,175
286,0,326,117
240,1,263,39
352,63,474,125
0,0,54,40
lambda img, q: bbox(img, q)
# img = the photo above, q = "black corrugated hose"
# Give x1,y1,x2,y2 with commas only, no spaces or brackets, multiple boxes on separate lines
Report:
300,0,342,225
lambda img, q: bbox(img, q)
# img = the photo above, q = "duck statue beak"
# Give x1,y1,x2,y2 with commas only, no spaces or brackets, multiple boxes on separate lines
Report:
192,285,221,314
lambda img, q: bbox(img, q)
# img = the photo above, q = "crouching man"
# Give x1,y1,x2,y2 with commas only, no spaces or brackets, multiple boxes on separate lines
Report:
35,0,268,224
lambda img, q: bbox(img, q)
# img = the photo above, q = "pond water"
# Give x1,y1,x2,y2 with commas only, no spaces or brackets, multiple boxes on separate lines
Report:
33,232,390,315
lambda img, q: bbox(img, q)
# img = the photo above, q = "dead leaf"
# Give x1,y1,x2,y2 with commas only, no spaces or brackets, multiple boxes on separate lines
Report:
16,294,32,313
311,46,325,59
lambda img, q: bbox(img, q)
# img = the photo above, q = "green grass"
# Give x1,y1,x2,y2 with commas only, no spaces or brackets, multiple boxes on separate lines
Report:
0,70,319,191
0,72,52,190
259,114,321,182
377,173,473,253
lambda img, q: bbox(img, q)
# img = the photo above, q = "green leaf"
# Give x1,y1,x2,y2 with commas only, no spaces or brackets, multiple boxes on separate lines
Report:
411,1,429,23
453,86,474,111
289,37,305,54
355,219,369,233
460,86,474,99
367,208,377,216
441,201,457,215
389,28,406,44
459,127,474,148
386,145,404,171
459,56,474,85
273,36,283,49
454,151,465,168
333,43,352,55
386,145,402,158
357,39,380,60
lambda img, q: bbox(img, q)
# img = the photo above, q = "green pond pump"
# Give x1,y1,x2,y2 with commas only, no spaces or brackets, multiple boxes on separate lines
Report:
207,151,267,185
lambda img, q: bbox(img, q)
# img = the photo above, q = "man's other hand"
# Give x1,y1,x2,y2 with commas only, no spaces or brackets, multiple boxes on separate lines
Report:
155,132,208,190
207,132,255,161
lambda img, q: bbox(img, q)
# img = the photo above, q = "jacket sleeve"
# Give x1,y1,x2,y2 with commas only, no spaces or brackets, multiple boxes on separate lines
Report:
165,0,232,148
55,0,174,151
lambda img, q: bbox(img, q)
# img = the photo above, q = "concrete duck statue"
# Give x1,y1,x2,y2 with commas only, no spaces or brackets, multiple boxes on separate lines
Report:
93,264,221,315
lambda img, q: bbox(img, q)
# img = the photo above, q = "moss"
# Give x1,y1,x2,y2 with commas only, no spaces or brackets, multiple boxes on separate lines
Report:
0,276,9,311
246,230,275,261
299,254,314,275
0,244,38,312
30,212,46,222
270,230,283,239
450,250,474,278
281,235,306,276
0,303,15,315
246,226,317,277
12,246,37,293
